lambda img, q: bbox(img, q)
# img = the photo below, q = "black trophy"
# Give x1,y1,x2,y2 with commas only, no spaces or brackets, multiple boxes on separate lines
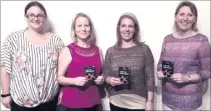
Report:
162,61,174,81
115,67,131,91
84,66,97,81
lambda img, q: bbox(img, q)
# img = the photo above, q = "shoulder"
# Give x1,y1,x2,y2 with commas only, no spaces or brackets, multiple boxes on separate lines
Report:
137,43,152,52
163,34,172,41
50,32,63,41
106,45,116,52
103,46,115,57
60,46,71,57
6,30,25,42
196,33,209,42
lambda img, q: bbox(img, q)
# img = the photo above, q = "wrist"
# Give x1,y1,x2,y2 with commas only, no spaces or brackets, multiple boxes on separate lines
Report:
106,77,111,84
69,78,76,85
147,99,153,102
187,74,191,83
1,93,11,98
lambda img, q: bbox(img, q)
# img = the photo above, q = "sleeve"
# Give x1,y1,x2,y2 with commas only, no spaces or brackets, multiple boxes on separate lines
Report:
144,45,155,92
157,38,166,71
1,35,13,74
102,48,112,80
198,37,211,81
56,36,65,54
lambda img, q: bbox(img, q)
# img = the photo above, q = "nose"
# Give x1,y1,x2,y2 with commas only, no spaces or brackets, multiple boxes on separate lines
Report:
33,16,39,21
183,15,188,21
125,26,130,31
81,26,86,31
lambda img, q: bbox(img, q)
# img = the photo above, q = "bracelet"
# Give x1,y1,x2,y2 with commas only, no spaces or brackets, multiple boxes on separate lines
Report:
1,93,11,98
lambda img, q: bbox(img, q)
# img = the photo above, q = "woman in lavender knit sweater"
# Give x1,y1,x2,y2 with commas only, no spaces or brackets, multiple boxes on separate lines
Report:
157,1,210,111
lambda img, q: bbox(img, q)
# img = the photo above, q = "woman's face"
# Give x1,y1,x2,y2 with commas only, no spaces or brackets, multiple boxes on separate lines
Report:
75,16,91,41
175,6,196,32
25,6,46,31
119,17,135,42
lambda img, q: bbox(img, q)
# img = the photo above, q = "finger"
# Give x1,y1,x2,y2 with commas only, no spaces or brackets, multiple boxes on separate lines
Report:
6,104,10,108
112,81,119,86
94,80,99,83
112,78,119,81
171,74,177,79
157,72,162,75
158,74,164,78
172,73,180,77
115,81,122,85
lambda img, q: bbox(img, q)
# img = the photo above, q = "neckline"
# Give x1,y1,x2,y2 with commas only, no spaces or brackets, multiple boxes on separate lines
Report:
117,44,138,50
24,29,53,48
171,33,200,40
72,42,92,49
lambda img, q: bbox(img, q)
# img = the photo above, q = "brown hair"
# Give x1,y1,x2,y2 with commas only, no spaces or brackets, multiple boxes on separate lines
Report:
174,1,198,32
25,1,47,18
115,12,143,48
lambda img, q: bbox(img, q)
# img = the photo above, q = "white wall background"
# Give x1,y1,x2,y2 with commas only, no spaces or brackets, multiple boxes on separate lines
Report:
1,1,210,110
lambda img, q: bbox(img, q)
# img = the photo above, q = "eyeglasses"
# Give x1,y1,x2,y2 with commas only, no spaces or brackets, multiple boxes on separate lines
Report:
26,13,46,20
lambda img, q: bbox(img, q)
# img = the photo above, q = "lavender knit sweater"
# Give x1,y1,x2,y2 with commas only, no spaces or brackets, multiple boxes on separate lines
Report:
157,33,211,110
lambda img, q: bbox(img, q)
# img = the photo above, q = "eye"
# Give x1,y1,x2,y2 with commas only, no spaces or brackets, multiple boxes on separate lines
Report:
27,13,35,17
188,13,193,17
129,25,134,28
121,24,126,27
38,14,45,18
85,24,90,27
179,13,185,16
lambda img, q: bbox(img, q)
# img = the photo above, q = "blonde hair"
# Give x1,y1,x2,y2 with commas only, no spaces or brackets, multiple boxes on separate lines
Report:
71,13,96,45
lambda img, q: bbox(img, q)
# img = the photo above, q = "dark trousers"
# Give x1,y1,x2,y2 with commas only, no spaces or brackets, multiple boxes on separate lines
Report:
110,103,145,111
11,97,58,111
57,104,99,111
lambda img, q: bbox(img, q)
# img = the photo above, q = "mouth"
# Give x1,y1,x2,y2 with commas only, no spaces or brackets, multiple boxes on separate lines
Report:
80,33,87,35
180,22,189,26
31,22,41,25
122,32,131,37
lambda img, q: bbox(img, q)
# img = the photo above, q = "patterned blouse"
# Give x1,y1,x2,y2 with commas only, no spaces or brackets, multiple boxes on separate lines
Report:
157,33,210,110
1,29,65,107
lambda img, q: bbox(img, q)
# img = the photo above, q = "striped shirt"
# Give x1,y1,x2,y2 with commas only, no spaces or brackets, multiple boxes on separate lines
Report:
1,29,65,107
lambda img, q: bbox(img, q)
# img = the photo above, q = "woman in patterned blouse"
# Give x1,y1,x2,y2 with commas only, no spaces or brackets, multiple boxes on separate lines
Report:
1,1,65,111
157,1,210,111
103,12,155,111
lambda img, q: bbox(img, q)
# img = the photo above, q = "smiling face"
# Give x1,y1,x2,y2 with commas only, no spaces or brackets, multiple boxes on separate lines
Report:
74,16,91,41
175,6,196,32
119,17,135,42
25,6,46,31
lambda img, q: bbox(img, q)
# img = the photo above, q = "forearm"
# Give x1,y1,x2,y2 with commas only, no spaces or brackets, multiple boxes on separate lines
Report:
57,76,76,86
187,73,201,83
147,91,154,102
1,67,10,94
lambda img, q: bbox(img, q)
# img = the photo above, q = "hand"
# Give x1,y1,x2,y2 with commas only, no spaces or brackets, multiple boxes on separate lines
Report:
57,91,62,105
171,73,188,83
106,77,122,86
2,96,11,108
94,76,104,85
157,70,165,80
74,77,88,86
145,100,153,110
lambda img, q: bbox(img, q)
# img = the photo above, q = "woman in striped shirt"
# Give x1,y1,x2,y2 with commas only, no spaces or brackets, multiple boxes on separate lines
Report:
1,1,64,111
